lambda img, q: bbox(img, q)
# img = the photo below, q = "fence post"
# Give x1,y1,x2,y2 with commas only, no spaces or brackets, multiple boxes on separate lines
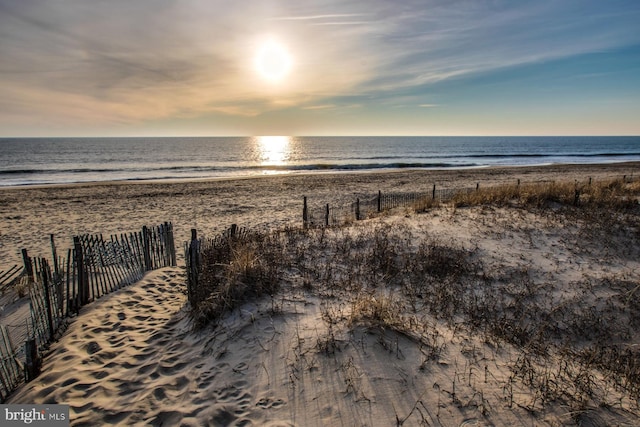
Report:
21,249,33,280
187,229,200,305
356,198,360,221
432,184,436,200
74,237,88,307
325,204,330,227
230,224,238,239
142,226,152,271
40,262,55,342
24,339,40,382
377,191,382,212
162,221,176,267
168,222,177,266
303,196,308,228
50,234,59,279
476,182,480,191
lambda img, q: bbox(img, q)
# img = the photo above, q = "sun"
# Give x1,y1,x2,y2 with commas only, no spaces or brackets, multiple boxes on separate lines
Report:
254,39,292,83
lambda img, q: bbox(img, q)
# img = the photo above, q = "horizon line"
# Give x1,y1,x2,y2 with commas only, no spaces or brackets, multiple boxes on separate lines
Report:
2,134,640,139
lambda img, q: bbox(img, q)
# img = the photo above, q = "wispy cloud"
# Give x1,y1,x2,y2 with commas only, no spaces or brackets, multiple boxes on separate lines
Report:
347,0,640,95
0,0,638,134
310,21,371,26
272,14,367,21
302,104,336,110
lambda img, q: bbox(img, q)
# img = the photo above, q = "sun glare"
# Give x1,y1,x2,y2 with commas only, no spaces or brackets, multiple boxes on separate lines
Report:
257,135,290,167
254,39,292,83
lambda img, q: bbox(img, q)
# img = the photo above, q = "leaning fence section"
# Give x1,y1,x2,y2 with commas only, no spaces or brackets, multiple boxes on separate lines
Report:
71,223,176,306
0,222,176,402
0,325,21,403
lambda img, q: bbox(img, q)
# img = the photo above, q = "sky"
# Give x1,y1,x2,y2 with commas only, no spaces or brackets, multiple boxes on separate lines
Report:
1,0,639,137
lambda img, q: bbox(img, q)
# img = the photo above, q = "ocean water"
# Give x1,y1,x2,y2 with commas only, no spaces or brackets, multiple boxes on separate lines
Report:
0,136,639,187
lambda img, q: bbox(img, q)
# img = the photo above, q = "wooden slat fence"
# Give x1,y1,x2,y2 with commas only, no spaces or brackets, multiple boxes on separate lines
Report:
0,325,22,403
70,222,176,306
28,258,67,356
304,202,354,228
0,222,176,402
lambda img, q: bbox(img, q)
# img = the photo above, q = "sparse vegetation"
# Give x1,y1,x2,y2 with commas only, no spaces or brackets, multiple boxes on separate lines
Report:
450,176,639,210
188,176,640,422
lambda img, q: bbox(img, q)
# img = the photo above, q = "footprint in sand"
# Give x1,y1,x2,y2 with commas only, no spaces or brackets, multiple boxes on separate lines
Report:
60,377,78,387
150,410,182,426
153,388,167,401
210,407,239,427
136,362,157,376
256,397,286,409
196,370,218,389
86,341,102,355
232,362,248,373
90,370,110,380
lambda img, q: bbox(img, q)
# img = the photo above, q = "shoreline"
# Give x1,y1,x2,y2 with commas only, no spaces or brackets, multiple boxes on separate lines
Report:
1,162,639,271
1,160,639,191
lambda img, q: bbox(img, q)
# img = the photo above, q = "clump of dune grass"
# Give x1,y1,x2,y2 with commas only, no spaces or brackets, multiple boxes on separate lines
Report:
190,231,285,328
190,220,482,329
350,294,404,328
451,177,640,210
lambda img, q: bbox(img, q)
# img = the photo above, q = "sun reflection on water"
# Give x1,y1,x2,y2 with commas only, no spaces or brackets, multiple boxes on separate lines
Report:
256,136,291,169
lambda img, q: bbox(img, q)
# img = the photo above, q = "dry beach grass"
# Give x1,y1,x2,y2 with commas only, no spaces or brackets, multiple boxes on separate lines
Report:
2,162,640,426
184,176,640,425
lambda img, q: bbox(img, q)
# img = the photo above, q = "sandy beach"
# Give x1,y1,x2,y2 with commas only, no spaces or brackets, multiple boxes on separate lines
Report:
1,163,637,270
2,162,640,426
